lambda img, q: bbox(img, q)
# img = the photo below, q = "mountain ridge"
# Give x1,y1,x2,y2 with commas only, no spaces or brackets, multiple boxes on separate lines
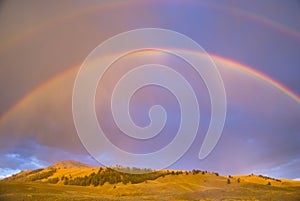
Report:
1,160,300,201
2,160,298,185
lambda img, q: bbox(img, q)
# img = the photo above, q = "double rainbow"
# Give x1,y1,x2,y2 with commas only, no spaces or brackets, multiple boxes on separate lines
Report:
1,52,299,123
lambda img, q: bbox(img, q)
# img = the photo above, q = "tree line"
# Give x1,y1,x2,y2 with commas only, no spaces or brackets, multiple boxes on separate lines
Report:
61,167,169,186
54,168,197,186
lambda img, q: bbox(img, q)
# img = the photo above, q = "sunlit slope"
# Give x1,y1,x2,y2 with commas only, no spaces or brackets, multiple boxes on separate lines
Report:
2,160,97,183
1,160,300,201
49,160,91,169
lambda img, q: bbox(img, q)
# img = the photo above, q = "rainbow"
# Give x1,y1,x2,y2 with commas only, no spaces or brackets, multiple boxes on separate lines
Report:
0,66,79,124
0,1,132,54
1,1,299,54
1,52,299,124
212,54,300,104
198,1,300,40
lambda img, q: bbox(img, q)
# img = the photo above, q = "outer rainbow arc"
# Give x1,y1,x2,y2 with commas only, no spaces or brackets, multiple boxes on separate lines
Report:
0,0,135,54
1,1,299,55
204,2,300,41
0,52,299,124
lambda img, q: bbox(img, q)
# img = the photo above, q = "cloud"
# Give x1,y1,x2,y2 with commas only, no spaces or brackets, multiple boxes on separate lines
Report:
0,168,21,180
0,138,100,179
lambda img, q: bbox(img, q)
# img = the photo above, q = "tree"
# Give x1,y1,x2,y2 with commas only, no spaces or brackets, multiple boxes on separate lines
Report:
227,179,231,184
122,176,129,185
237,178,240,183
64,177,69,185
48,177,59,184
91,177,99,186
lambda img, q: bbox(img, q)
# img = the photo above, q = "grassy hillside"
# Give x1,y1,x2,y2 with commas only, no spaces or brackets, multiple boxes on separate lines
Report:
49,160,91,169
1,160,300,201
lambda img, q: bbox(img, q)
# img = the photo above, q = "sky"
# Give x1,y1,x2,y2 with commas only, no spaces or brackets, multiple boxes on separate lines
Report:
0,0,300,179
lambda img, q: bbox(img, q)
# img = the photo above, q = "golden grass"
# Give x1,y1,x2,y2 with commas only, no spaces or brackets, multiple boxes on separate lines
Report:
1,166,300,201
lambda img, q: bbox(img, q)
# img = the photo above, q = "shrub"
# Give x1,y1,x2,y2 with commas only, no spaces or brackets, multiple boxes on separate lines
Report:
48,177,59,184
30,169,57,181
63,167,167,187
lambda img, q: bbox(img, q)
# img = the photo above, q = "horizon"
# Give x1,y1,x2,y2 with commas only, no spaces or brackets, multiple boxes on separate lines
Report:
0,159,299,181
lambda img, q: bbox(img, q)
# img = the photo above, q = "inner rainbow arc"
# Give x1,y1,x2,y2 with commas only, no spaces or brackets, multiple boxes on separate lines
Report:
0,53,299,124
211,54,300,105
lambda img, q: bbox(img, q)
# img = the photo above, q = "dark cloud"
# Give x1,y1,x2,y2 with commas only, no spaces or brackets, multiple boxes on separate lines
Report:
0,138,100,178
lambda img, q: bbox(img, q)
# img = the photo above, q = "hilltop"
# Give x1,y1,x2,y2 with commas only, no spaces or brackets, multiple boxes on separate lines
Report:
1,160,300,201
48,160,91,169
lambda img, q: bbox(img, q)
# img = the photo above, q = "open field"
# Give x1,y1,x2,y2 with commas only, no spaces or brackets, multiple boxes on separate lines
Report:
1,172,300,201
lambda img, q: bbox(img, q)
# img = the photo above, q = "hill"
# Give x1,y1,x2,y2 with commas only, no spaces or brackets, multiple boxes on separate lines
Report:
1,160,300,201
48,160,91,169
